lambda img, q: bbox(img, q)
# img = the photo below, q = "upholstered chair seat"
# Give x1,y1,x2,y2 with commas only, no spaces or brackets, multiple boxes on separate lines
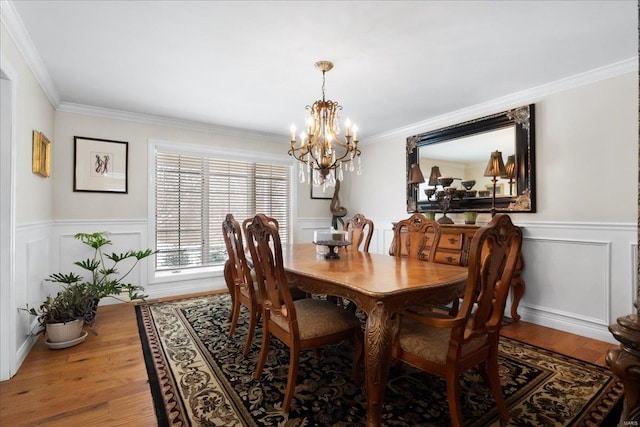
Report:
396,316,487,365
270,298,362,340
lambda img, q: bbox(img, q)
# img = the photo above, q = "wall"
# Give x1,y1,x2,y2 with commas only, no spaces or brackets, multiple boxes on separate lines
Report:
1,21,56,380
348,71,638,342
52,112,333,221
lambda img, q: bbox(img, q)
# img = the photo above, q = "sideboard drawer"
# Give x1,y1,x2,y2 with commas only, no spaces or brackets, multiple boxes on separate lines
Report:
439,232,464,250
434,251,462,265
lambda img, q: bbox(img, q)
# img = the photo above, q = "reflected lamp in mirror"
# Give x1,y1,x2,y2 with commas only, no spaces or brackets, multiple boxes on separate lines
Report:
484,150,507,216
407,163,425,212
428,165,441,186
501,154,516,195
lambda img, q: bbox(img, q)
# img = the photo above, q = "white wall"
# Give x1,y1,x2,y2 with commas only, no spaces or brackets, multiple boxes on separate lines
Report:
349,71,638,342
1,21,56,380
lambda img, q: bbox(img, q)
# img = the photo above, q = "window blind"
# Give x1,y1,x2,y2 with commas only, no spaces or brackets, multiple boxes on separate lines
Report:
155,151,291,271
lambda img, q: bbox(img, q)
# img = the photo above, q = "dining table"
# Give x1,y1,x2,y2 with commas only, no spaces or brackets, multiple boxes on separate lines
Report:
282,243,468,427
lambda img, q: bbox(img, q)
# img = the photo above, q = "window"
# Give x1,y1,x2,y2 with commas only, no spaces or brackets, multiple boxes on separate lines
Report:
154,145,292,272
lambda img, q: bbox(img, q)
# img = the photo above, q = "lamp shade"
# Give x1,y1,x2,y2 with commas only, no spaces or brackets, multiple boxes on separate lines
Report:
484,150,507,177
408,163,425,184
501,154,516,179
428,165,441,186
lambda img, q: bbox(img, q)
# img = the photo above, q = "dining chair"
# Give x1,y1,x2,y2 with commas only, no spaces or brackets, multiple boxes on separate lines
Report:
222,214,261,356
389,213,441,260
242,215,308,301
344,213,374,252
245,214,364,413
390,214,523,427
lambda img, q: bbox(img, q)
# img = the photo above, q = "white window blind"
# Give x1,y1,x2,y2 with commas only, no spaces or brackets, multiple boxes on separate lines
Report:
155,151,291,271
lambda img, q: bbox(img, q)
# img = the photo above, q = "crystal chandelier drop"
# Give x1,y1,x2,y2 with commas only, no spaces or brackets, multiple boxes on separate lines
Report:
288,60,361,189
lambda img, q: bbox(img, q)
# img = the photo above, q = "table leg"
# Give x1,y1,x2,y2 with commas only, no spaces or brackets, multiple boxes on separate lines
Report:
510,277,525,321
365,301,395,427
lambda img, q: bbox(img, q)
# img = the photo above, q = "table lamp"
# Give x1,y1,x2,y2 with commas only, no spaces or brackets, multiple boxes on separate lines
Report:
483,150,507,217
408,163,425,213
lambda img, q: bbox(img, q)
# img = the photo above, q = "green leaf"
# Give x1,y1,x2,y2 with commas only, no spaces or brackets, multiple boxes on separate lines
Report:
46,272,82,284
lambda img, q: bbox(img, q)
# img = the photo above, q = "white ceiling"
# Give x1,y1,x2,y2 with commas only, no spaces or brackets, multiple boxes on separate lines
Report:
5,0,637,140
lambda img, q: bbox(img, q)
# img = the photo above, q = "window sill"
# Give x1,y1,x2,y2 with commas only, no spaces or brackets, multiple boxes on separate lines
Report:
150,265,224,285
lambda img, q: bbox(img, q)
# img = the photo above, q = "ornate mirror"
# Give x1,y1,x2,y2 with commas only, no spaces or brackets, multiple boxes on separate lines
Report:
406,104,536,213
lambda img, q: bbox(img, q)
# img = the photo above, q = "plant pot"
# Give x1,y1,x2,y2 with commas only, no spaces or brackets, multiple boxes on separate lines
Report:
45,319,84,343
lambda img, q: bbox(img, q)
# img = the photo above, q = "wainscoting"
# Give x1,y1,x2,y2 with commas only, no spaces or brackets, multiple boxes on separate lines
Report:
343,217,636,344
10,217,635,377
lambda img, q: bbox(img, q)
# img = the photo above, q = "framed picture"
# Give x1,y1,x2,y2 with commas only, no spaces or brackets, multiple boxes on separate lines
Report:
311,184,333,199
32,130,51,177
74,136,128,193
484,183,504,196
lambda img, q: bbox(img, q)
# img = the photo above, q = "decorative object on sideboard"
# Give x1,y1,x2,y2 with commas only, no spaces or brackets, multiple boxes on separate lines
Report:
74,136,128,193
330,179,348,229
288,60,360,190
434,177,460,224
407,163,425,213
32,130,51,177
483,150,507,217
464,211,478,225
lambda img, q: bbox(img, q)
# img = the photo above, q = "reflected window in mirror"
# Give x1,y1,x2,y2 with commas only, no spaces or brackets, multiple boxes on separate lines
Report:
406,104,535,213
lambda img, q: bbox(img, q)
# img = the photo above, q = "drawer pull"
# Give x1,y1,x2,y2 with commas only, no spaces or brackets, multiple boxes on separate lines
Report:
448,237,458,244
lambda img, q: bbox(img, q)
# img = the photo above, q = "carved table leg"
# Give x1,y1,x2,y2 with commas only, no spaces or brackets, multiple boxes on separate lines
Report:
510,276,525,321
365,302,395,427
607,313,640,425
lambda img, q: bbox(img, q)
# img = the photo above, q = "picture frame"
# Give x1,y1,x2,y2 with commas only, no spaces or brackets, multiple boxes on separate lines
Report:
311,184,333,199
32,130,51,177
74,136,128,193
484,183,504,196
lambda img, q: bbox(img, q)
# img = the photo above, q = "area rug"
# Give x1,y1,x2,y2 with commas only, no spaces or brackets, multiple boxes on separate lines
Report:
136,293,623,427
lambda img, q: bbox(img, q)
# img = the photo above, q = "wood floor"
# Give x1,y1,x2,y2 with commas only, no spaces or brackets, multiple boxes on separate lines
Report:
0,291,618,426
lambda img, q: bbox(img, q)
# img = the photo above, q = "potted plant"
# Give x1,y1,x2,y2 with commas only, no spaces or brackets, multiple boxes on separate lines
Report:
50,231,155,305
22,231,155,342
22,283,96,345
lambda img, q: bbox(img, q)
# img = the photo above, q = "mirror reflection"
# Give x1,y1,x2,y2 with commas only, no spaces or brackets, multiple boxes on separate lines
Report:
417,127,515,201
406,104,535,213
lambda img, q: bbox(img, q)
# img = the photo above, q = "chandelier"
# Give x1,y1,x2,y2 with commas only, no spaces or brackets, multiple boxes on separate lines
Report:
288,60,361,189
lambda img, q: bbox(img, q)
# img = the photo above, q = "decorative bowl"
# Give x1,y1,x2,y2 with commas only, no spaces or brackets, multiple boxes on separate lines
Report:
424,188,436,199
478,190,490,197
461,180,476,190
437,177,454,187
465,190,477,197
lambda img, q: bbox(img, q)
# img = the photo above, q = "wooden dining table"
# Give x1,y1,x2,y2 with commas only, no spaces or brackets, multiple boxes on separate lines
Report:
282,243,468,427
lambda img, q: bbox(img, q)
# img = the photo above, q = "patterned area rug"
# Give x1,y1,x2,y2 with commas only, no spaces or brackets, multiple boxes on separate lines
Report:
136,293,623,427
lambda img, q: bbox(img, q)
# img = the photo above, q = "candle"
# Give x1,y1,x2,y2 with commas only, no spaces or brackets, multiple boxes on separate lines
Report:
290,124,296,141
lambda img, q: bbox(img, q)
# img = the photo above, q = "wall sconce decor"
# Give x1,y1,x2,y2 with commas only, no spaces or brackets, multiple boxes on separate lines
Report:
484,150,507,217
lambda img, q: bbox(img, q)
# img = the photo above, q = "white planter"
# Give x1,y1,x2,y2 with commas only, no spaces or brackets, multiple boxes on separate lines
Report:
45,319,84,343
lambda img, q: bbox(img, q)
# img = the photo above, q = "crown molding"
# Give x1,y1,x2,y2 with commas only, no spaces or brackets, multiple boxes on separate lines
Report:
0,0,60,107
366,57,638,144
57,102,286,143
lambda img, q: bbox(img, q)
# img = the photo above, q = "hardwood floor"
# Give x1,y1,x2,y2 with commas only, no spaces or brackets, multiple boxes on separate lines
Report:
0,292,618,426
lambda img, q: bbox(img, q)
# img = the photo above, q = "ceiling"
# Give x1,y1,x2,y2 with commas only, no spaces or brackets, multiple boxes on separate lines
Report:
5,1,637,141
